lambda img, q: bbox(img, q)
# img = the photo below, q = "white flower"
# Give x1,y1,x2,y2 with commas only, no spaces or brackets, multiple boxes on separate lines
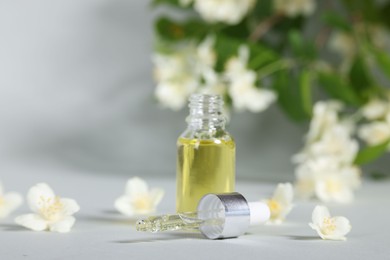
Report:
153,53,197,110
15,183,80,233
274,0,316,17
305,100,343,144
225,46,276,113
358,121,390,146
193,0,255,25
225,45,249,79
315,166,361,203
296,123,358,166
265,183,294,224
309,125,359,166
228,70,276,112
115,177,164,216
155,81,196,111
329,31,356,59
295,157,361,203
309,205,351,241
196,35,216,69
0,182,23,219
199,68,227,95
361,99,389,120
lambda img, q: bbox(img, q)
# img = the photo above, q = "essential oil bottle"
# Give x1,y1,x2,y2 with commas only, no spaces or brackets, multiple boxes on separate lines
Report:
176,94,235,212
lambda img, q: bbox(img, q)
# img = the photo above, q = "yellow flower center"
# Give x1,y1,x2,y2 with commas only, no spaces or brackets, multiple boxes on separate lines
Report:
267,199,281,218
38,196,63,221
325,179,342,193
0,196,4,206
321,217,336,235
133,197,153,211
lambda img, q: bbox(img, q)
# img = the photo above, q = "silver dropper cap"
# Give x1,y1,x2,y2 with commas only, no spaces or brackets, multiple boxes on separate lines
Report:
197,192,269,239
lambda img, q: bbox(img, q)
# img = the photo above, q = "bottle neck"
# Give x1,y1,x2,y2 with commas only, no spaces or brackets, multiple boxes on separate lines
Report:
186,94,226,131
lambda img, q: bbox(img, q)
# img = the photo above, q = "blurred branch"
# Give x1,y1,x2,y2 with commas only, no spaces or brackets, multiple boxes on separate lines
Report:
249,13,284,42
315,27,331,48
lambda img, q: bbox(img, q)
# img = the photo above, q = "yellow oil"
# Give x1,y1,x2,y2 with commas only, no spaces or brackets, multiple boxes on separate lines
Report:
176,137,235,212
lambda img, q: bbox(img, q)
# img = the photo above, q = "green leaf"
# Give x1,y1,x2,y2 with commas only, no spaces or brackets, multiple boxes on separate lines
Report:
380,2,390,29
369,171,390,181
273,70,310,121
252,0,273,20
220,19,250,39
322,12,352,32
213,34,278,72
354,139,390,165
299,70,313,116
288,30,317,61
155,17,207,41
348,56,373,101
152,0,181,7
370,48,390,80
317,72,363,106
341,0,379,22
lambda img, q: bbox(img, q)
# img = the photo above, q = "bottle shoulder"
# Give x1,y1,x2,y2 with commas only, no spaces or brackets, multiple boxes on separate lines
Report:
179,127,234,140
178,128,235,148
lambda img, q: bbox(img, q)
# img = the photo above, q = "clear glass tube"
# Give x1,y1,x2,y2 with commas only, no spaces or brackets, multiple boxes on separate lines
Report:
136,210,224,233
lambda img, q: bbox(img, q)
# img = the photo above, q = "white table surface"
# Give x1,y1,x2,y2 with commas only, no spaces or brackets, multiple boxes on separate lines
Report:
1,165,389,260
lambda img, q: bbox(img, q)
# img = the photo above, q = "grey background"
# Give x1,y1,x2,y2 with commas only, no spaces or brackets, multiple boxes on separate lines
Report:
0,0,388,181
0,0,305,181
1,2,390,259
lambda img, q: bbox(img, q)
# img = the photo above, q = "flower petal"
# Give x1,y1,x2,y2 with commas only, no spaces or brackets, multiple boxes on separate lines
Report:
312,205,330,227
15,214,48,231
332,188,354,203
150,188,164,207
273,183,293,205
330,216,351,238
27,183,56,213
114,196,134,216
60,198,80,216
0,181,3,196
125,177,148,197
3,192,23,211
49,216,76,233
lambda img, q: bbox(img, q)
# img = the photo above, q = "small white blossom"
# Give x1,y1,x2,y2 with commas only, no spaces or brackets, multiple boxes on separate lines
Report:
225,46,276,113
15,183,80,233
274,0,316,17
228,71,276,112
192,0,255,25
329,31,356,59
295,158,360,203
199,68,227,95
196,35,216,69
309,205,351,241
358,121,390,146
361,99,389,120
309,125,359,165
115,177,164,216
315,167,361,203
265,183,294,224
153,53,198,110
153,36,220,110
0,182,23,219
305,100,343,144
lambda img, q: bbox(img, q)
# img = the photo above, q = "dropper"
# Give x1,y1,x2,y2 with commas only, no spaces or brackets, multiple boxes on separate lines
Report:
136,192,270,239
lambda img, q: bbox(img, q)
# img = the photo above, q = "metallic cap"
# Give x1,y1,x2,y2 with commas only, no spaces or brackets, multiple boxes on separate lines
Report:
197,192,250,239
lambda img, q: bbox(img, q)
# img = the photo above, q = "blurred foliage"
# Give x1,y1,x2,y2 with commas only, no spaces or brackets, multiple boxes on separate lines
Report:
152,0,390,166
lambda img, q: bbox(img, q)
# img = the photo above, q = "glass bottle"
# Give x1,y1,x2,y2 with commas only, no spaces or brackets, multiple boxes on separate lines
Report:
176,94,235,212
